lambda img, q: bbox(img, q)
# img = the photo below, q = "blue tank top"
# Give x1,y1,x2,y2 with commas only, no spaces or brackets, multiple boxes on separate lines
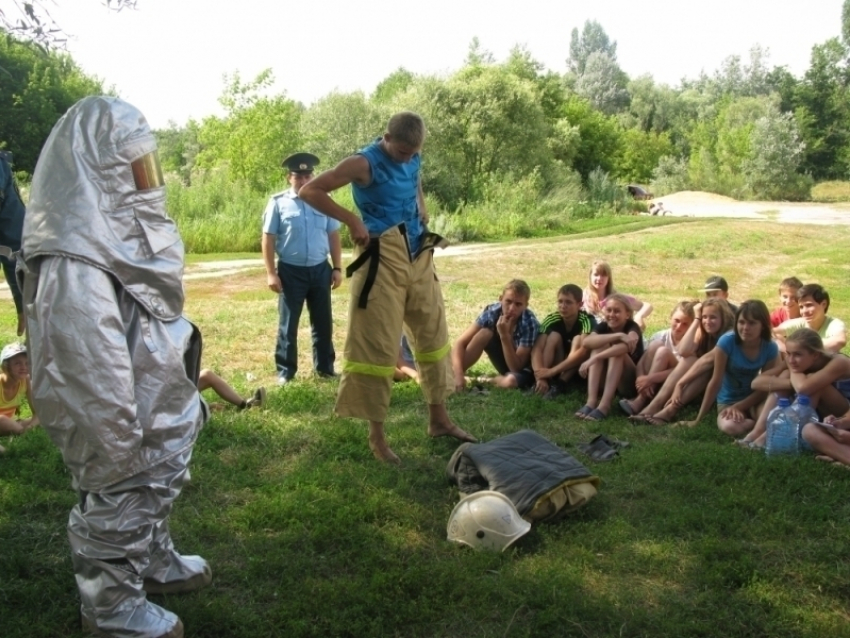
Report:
352,139,423,255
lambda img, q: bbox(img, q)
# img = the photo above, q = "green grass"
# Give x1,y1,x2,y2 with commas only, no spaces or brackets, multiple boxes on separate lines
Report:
3,218,850,637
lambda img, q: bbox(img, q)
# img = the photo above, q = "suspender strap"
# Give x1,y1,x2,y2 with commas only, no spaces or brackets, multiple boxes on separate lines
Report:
345,237,380,309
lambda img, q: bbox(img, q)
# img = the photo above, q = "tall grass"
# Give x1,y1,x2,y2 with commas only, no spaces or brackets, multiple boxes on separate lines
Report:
810,181,850,203
165,166,645,251
166,169,268,254
430,169,643,243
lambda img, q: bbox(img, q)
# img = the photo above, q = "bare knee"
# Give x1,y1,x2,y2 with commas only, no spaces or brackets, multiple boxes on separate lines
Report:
718,417,753,437
197,368,214,391
0,416,25,435
494,374,518,389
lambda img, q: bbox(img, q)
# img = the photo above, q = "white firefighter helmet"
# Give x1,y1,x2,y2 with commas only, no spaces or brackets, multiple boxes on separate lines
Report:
447,490,531,552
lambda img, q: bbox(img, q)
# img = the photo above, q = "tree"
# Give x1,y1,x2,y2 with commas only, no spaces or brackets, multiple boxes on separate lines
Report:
464,37,495,67
300,91,385,168
0,31,106,174
574,51,630,115
372,67,414,103
614,128,674,184
560,96,621,180
1,1,136,48
195,70,302,192
742,111,807,199
503,45,567,123
681,46,775,100
793,37,850,180
154,119,200,185
396,64,553,208
568,20,617,76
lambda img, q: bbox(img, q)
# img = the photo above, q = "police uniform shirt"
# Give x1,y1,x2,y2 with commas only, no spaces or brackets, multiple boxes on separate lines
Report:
263,188,341,267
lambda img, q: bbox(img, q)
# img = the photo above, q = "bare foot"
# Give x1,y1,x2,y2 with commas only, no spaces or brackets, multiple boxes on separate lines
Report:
648,405,676,426
427,404,477,442
428,421,477,442
368,436,401,465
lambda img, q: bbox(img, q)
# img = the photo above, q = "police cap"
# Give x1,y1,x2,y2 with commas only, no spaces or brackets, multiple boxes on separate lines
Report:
281,152,319,174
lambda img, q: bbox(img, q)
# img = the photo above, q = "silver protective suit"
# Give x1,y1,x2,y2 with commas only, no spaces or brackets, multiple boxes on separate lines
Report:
21,96,208,638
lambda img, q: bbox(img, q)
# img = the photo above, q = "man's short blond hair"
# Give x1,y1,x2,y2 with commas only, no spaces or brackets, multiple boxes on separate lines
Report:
386,112,426,147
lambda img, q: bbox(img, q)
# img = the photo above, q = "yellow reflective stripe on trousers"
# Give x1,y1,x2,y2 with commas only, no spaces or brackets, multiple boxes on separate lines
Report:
343,360,395,377
414,342,450,363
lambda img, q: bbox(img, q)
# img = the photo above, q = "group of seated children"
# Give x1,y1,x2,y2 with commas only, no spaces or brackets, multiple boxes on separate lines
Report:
451,265,850,466
7,264,849,468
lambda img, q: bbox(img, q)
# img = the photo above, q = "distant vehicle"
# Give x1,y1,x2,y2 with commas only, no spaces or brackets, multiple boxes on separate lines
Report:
627,184,653,200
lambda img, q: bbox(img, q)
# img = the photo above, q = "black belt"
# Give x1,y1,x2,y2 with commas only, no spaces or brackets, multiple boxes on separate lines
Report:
346,237,380,309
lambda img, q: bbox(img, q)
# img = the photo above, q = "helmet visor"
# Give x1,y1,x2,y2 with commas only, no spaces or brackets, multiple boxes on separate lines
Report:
131,150,165,190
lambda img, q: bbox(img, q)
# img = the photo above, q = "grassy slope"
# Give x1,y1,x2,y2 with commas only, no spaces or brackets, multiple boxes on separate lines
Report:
2,218,850,638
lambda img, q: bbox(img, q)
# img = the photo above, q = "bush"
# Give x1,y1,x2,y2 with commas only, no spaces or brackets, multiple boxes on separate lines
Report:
810,181,850,202
451,172,546,239
166,168,268,253
650,155,690,197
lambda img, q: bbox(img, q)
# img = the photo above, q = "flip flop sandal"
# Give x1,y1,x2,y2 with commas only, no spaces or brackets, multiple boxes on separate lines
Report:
577,435,619,462
596,434,630,450
734,439,761,450
628,414,650,424
618,398,637,416
575,405,594,419
608,438,631,450
586,408,608,422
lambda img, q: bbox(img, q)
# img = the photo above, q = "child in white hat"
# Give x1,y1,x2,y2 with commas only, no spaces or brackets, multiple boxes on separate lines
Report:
0,342,38,453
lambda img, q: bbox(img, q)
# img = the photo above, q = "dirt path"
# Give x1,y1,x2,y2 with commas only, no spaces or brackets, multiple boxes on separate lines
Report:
2,193,847,297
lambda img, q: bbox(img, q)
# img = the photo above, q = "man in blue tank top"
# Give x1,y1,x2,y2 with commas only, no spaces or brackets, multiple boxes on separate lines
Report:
300,112,476,464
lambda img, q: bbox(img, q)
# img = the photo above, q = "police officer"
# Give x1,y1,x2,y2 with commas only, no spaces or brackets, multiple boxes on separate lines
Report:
262,153,343,385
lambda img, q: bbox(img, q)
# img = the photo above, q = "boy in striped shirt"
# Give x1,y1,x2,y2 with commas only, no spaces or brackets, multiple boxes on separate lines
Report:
531,284,597,398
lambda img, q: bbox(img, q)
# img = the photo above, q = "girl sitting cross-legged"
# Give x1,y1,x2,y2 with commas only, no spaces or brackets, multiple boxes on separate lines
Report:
582,259,653,332
629,298,735,425
575,293,644,422
743,328,850,450
679,300,781,435
619,300,696,417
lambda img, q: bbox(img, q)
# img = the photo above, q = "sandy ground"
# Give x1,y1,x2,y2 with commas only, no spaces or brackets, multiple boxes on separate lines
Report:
2,192,847,297
648,190,850,225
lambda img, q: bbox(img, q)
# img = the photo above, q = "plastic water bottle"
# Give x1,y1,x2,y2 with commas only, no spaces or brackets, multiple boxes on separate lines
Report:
790,394,817,431
765,396,796,456
789,394,817,445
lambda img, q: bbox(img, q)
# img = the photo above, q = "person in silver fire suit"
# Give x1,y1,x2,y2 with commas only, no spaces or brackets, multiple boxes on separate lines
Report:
20,96,209,638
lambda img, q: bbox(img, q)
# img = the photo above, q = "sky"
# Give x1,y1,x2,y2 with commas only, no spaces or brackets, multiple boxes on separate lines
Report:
44,0,847,130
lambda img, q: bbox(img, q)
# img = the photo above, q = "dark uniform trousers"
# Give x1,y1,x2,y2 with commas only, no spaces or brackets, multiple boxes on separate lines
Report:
276,260,335,379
